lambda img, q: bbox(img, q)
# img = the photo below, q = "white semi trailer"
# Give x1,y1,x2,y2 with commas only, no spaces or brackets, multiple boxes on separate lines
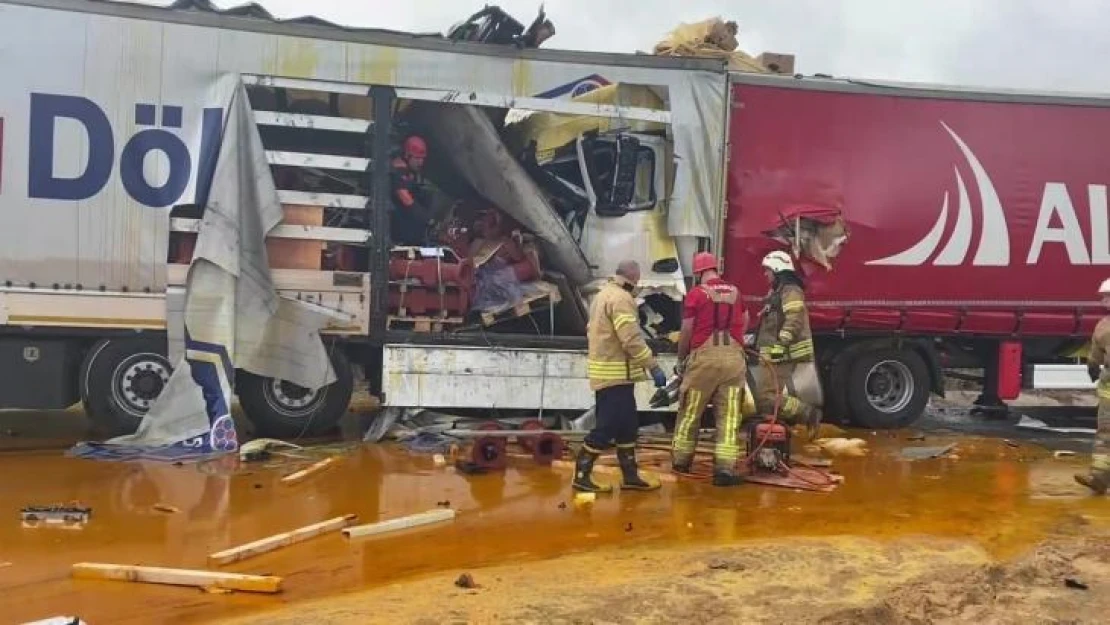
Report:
0,0,729,436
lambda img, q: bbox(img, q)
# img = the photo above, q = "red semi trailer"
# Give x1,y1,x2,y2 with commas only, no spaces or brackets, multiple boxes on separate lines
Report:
723,72,1107,428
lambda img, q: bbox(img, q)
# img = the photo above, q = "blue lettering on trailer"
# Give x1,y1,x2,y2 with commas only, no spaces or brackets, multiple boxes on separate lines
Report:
27,94,223,208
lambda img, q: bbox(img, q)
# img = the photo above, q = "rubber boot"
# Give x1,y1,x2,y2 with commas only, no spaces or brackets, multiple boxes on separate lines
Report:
617,447,661,491
1074,472,1109,495
712,471,744,487
572,446,612,493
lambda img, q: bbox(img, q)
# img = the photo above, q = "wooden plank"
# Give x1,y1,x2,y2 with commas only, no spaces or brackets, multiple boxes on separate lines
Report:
254,110,371,133
266,150,371,171
170,218,369,243
342,508,456,539
277,190,370,209
280,457,338,485
167,265,368,292
208,514,358,566
268,204,323,270
71,563,282,594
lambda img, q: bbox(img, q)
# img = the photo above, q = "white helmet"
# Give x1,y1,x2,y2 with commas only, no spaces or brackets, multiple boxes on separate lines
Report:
1099,278,1110,294
762,250,795,274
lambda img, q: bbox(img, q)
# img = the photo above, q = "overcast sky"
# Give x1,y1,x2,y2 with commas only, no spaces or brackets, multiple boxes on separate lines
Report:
146,0,1110,94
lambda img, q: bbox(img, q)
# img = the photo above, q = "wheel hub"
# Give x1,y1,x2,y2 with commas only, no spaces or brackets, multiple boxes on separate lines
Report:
113,354,171,414
865,360,915,414
265,378,323,415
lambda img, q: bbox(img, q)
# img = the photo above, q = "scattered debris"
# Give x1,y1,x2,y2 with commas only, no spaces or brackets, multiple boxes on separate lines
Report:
21,505,92,529
152,504,180,514
1016,415,1096,435
433,453,447,467
813,438,869,458
624,522,633,533
1065,578,1089,590
0,562,11,569
557,501,567,510
209,514,358,565
1004,439,1020,448
454,460,488,475
436,500,451,508
906,434,926,442
202,585,234,595
573,492,596,506
21,617,87,625
281,457,338,485
900,444,957,461
454,573,478,589
71,563,283,594
1054,450,1078,458
342,508,456,540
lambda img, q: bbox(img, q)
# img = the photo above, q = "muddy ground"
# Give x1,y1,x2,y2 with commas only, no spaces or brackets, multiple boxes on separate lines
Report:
1,392,1108,624
223,530,1110,624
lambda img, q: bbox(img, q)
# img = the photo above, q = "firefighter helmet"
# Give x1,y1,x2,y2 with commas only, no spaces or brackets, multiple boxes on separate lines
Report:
761,250,795,274
692,252,719,275
403,135,427,159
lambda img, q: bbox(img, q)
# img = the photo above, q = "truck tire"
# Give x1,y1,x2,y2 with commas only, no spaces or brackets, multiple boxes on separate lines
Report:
80,336,173,436
237,348,353,438
845,347,930,429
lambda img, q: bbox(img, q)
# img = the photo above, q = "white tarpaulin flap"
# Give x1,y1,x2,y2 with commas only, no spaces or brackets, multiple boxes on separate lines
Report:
72,75,336,460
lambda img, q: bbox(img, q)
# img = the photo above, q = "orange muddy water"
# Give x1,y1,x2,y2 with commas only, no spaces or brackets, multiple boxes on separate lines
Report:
0,432,1107,624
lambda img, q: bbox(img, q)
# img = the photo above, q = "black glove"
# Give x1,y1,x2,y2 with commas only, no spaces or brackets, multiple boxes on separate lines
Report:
649,365,668,388
1089,363,1101,383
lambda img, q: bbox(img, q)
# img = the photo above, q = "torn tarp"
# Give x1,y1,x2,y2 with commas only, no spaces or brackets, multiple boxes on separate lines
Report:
70,76,337,462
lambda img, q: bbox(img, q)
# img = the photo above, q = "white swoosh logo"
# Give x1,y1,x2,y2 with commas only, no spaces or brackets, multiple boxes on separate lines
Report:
867,122,1010,266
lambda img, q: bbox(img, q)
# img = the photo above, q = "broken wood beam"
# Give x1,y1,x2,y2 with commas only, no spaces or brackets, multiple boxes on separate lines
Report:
71,563,282,594
342,508,456,539
208,514,358,565
280,457,338,485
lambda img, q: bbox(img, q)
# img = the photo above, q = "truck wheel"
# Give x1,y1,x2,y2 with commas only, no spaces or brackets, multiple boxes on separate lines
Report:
80,337,172,436
237,348,354,438
846,348,930,429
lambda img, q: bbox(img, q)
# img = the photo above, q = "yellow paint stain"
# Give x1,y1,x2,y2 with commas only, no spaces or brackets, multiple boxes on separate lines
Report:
276,39,323,79
511,59,533,97
351,46,399,86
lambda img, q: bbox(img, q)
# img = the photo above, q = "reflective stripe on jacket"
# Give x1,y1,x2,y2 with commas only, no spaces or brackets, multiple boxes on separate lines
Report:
755,283,814,362
586,278,658,391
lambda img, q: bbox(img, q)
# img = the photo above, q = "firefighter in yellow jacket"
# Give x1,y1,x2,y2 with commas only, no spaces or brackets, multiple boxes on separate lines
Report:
671,252,748,486
574,260,668,493
1076,278,1110,495
754,251,821,437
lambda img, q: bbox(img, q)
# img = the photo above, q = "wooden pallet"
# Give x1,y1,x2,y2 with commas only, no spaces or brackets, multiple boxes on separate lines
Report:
475,281,562,327
387,315,465,333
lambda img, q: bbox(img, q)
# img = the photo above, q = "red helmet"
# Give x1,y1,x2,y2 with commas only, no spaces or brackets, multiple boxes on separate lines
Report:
692,251,719,275
403,135,427,159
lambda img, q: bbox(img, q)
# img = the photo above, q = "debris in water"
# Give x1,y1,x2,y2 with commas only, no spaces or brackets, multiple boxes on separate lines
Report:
436,500,451,508
1065,578,1089,590
815,438,868,457
574,492,596,506
152,504,180,514
1054,450,1077,458
906,434,926,442
253,483,263,489
202,585,234,595
558,501,567,510
624,522,633,532
1004,439,1020,448
900,444,957,461
454,573,477,589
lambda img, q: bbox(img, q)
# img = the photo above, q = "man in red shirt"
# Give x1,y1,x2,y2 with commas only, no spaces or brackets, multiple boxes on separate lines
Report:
671,252,749,486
